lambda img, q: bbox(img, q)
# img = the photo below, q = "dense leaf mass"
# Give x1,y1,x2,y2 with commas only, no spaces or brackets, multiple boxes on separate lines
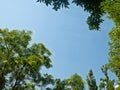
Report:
0,29,53,89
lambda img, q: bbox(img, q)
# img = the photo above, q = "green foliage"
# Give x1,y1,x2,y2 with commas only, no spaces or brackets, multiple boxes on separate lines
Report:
66,73,85,90
0,0,120,89
101,0,120,88
36,0,69,11
86,69,98,90
106,0,120,77
36,0,105,30
53,79,70,90
99,65,115,90
115,85,120,90
0,28,53,89
53,73,84,90
72,0,105,30
101,0,120,26
107,26,120,83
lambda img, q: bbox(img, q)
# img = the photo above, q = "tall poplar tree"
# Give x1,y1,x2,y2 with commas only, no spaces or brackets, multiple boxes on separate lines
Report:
86,69,98,90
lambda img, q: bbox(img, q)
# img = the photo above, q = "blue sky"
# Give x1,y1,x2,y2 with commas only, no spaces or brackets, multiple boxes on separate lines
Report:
0,0,115,87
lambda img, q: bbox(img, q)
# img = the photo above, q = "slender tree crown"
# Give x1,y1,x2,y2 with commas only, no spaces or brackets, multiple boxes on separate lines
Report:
86,69,98,90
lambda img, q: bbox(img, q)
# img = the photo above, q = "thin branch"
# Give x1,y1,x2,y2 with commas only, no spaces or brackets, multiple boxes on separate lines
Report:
12,64,26,90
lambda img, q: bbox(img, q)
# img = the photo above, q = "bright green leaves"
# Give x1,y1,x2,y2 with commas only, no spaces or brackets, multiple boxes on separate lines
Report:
0,28,32,48
109,27,120,44
101,0,120,26
0,28,32,61
66,73,85,90
0,27,85,90
30,43,52,68
0,28,53,89
100,0,120,86
108,26,120,80
53,73,84,90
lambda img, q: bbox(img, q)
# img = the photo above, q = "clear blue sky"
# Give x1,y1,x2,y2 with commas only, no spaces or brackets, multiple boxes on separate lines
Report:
0,0,115,87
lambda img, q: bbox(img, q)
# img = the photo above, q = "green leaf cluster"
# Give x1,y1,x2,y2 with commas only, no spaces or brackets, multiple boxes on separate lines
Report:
0,28,53,89
101,0,120,88
53,73,84,90
101,0,120,26
66,73,85,90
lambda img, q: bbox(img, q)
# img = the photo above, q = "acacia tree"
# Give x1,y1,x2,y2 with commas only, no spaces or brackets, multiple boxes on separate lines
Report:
0,28,54,90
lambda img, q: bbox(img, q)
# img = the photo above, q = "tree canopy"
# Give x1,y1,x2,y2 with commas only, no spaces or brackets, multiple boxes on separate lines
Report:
36,0,105,30
66,73,85,90
102,0,120,86
1,0,120,89
0,29,53,89
0,29,85,90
